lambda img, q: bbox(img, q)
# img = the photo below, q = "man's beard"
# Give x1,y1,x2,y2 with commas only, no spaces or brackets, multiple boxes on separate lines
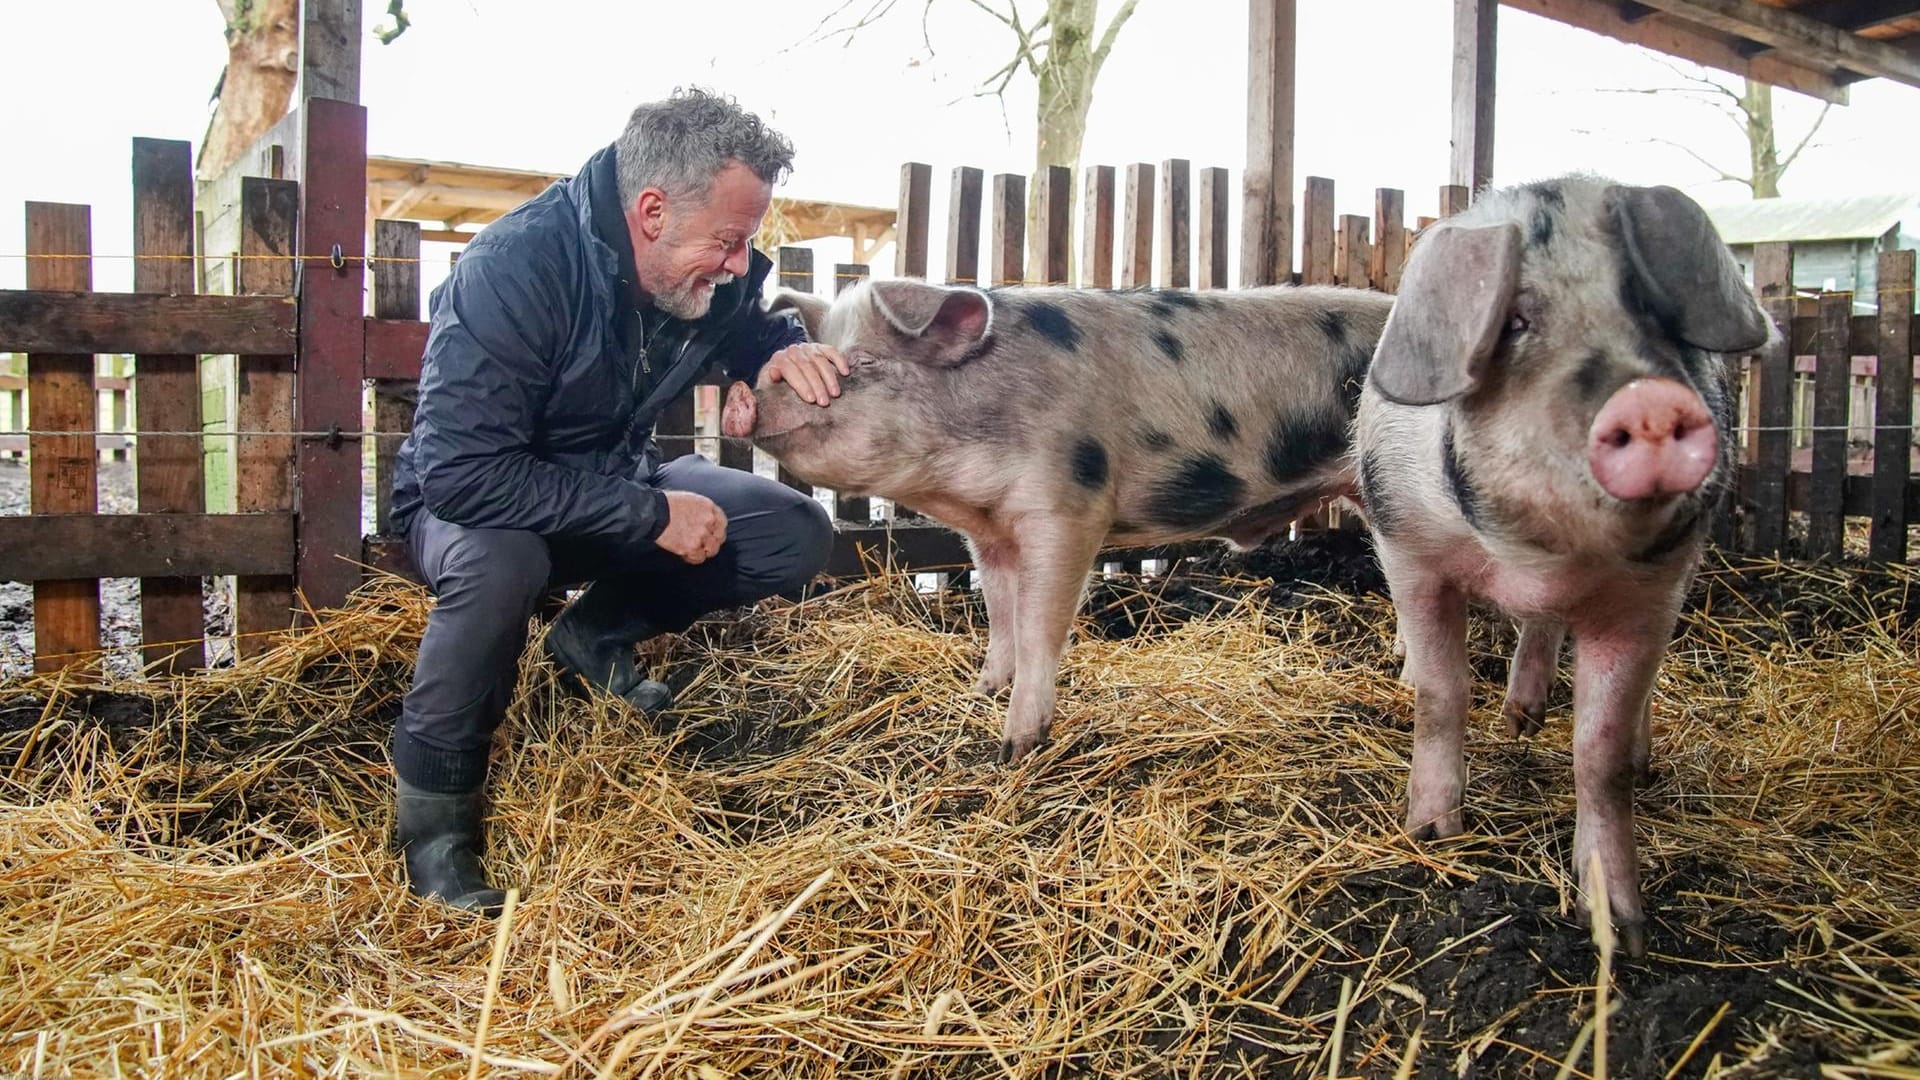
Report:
653,270,733,320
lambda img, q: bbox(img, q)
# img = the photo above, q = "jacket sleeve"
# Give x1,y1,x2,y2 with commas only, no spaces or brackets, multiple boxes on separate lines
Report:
411,251,670,545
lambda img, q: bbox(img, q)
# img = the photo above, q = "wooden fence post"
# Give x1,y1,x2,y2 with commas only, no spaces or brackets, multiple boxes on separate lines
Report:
1336,214,1371,289
370,220,420,537
947,166,983,287
25,201,99,673
1157,159,1191,290
830,262,872,526
1081,165,1115,289
1198,167,1230,290
768,246,815,495
1750,242,1795,555
1807,292,1851,559
1036,165,1072,287
896,163,932,280
1372,188,1406,292
233,178,299,657
1870,249,1914,562
132,137,206,673
991,173,1026,288
1121,164,1154,289
1302,177,1335,286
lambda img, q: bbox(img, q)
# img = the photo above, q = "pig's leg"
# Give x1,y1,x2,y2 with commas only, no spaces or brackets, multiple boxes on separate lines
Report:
1502,618,1566,737
967,534,1018,696
997,518,1102,764
1382,552,1473,839
1569,611,1675,960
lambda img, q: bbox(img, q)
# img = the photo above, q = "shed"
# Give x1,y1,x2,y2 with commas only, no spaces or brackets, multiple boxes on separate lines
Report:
1706,191,1920,311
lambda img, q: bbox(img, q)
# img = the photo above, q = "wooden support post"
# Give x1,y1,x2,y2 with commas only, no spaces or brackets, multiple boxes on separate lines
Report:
770,246,815,494
1157,159,1191,290
294,98,368,614
831,263,871,525
991,173,1027,288
1242,0,1295,287
1080,165,1115,289
1336,214,1371,289
234,178,299,657
895,162,932,279
1301,177,1335,286
1751,242,1794,555
131,137,206,673
1036,165,1072,287
1451,0,1497,196
1439,184,1471,219
371,219,419,534
26,202,100,673
1121,164,1154,289
1807,292,1851,560
1198,167,1230,290
947,166,984,286
1372,188,1406,293
1869,250,1914,562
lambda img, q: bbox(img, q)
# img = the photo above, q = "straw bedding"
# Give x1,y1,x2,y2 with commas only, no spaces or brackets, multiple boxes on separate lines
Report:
1,530,1915,1078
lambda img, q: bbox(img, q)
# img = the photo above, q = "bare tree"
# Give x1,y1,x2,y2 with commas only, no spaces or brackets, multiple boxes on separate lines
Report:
1589,62,1831,200
808,0,1142,276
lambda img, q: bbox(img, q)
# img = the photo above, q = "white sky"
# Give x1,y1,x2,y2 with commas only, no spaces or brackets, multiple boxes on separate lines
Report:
2,0,1917,302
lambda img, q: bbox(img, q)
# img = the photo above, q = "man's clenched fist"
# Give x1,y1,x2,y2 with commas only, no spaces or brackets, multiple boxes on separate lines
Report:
654,490,727,564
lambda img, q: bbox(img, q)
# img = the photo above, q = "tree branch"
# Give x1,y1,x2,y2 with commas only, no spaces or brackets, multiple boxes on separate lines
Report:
1636,135,1750,189
1090,0,1140,79
1778,101,1832,171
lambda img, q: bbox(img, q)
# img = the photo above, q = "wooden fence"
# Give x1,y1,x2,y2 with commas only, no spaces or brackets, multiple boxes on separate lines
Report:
0,100,1915,680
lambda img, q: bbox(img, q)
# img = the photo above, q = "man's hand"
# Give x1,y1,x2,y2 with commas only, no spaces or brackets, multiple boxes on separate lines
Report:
654,491,728,564
759,342,851,405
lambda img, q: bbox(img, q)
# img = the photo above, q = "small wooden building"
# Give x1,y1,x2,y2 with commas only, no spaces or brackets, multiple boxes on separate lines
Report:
1709,191,1920,312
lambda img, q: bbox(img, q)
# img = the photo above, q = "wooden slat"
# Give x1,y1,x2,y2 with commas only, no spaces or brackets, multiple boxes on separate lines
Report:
1301,177,1335,286
1080,165,1115,289
301,0,361,103
1807,292,1852,559
362,318,429,380
0,291,296,356
1372,188,1406,293
25,202,101,673
371,220,421,537
831,264,871,525
1451,0,1498,194
1751,242,1796,555
1628,0,1920,88
1787,311,1920,358
1241,0,1296,287
1121,164,1154,289
1157,159,1191,290
769,246,815,494
946,166,983,287
132,137,206,673
1439,184,1471,218
1737,468,1920,522
1336,215,1371,289
1870,250,1914,562
1198,167,1230,290
294,98,368,614
1036,165,1072,287
0,514,296,580
234,177,299,657
895,162,932,279
991,173,1026,288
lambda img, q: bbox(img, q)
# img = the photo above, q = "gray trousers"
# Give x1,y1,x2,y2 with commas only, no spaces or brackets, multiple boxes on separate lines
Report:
392,453,834,791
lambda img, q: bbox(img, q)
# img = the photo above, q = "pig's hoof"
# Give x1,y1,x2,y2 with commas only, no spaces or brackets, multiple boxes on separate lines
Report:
972,663,1014,696
996,724,1051,764
1405,807,1465,841
1502,699,1547,738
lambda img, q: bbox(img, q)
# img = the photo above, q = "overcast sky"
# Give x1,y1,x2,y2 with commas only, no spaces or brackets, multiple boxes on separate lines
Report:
2,0,1916,300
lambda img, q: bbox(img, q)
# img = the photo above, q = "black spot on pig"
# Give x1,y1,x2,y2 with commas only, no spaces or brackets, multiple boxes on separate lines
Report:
1264,409,1350,483
1573,350,1610,402
1137,427,1176,451
1155,329,1185,363
1149,290,1205,318
1070,437,1110,491
1149,453,1246,528
1442,423,1489,531
1633,504,1704,564
1357,449,1399,536
1525,180,1566,208
1024,302,1082,352
1339,341,1374,411
1208,402,1238,441
1530,206,1555,248
1318,308,1350,344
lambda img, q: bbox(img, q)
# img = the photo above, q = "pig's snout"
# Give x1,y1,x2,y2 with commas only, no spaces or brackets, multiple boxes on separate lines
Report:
720,381,757,439
1586,378,1716,500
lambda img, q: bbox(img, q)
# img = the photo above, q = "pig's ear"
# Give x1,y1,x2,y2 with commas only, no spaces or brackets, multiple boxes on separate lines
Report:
867,280,993,367
767,289,830,342
1608,184,1771,354
1369,222,1521,406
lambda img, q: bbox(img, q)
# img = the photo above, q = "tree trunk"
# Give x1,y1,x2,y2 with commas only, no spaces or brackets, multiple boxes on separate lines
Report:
197,0,301,182
1743,79,1782,199
1027,0,1099,281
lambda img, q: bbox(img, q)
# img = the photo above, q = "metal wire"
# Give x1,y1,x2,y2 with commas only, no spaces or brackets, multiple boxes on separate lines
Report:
1,425,1911,440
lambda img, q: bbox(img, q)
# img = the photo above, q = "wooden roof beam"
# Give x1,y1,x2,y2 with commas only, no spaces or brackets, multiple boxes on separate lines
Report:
1628,0,1920,87
1742,1,1920,69
1502,0,1852,102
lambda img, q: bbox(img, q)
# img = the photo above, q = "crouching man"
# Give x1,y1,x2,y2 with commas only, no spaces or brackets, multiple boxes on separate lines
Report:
385,87,849,915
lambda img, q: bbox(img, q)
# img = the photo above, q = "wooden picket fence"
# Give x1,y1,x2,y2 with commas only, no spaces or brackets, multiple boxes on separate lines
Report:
0,101,1915,680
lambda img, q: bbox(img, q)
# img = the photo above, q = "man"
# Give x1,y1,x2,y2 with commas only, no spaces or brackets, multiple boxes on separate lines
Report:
385,88,849,915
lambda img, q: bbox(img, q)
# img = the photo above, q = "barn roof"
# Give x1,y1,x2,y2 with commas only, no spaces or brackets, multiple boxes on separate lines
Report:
1704,190,1920,243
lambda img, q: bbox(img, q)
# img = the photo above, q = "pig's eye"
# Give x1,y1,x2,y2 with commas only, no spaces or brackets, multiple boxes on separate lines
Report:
1505,313,1530,336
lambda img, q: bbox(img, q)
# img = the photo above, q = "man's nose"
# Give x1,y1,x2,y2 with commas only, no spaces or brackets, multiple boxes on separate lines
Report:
722,244,750,278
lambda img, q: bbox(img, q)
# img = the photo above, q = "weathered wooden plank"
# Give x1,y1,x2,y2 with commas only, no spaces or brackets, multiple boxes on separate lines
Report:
1121,164,1154,289
1241,0,1295,287
0,514,296,580
1080,164,1115,289
302,0,361,104
362,318,428,380
371,220,421,537
1336,214,1371,289
770,247,815,494
1807,292,1852,559
991,173,1026,288
1439,184,1471,219
1198,167,1230,290
1157,159,1191,290
132,136,206,673
832,263,872,525
1451,0,1497,194
1301,177,1335,286
896,163,932,279
294,98,368,614
946,166,983,287
0,291,296,356
233,177,299,657
1372,188,1406,293
25,202,100,673
1628,0,1920,88
1750,242,1795,555
1870,250,1914,562
1036,164,1072,287
1787,311,1918,359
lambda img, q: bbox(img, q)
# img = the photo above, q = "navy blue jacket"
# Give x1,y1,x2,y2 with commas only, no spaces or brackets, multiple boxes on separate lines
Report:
388,142,806,547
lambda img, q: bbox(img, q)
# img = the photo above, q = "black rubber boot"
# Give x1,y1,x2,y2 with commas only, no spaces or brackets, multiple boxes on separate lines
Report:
395,778,509,915
543,595,675,715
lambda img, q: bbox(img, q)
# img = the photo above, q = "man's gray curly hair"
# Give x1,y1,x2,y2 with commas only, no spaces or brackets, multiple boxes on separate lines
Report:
615,87,795,209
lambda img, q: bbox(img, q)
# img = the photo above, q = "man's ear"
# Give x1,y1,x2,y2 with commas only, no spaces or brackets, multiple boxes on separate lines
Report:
631,188,668,242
